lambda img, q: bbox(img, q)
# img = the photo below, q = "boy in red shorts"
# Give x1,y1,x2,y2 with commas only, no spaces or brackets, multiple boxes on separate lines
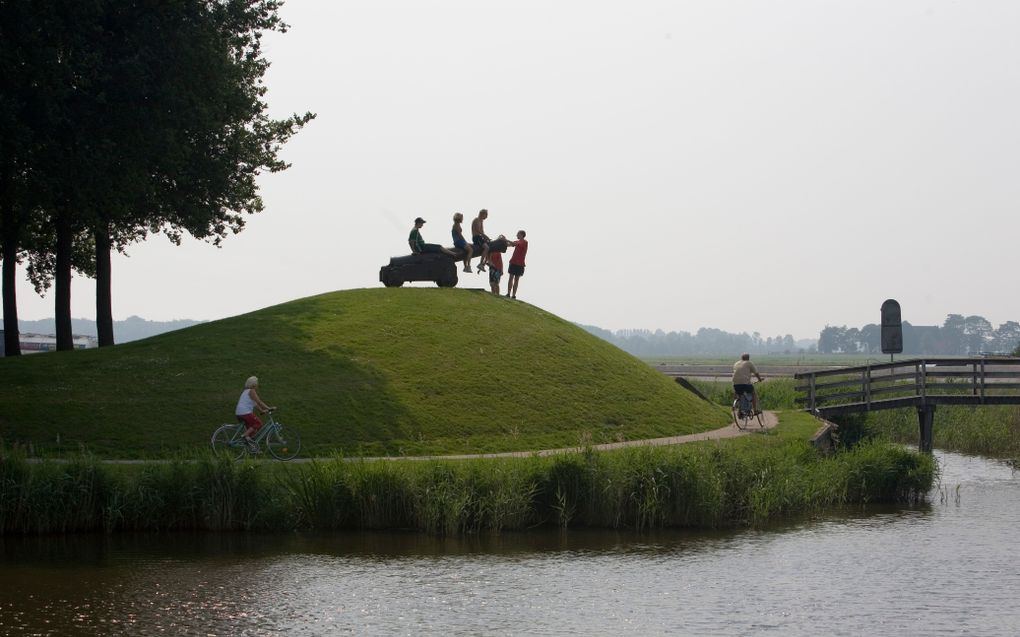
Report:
505,230,528,299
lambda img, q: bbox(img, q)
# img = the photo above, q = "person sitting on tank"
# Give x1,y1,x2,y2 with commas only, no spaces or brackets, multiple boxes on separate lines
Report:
451,212,474,273
470,209,492,272
409,217,456,257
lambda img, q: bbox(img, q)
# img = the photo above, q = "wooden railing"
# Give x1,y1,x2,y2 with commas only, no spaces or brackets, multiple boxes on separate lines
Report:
794,357,1020,416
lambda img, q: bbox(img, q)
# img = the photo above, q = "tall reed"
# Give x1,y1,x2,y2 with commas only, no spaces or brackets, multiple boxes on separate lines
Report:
0,449,111,533
867,405,1020,457
0,437,935,536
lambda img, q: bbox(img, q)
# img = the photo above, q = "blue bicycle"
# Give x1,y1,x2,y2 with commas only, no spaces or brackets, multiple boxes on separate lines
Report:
211,410,301,460
732,383,765,430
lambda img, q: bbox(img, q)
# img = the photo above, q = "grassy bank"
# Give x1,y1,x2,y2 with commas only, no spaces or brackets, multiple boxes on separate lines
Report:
0,413,935,535
693,376,1020,463
866,405,1020,460
687,377,799,411
681,371,1020,459
0,289,729,458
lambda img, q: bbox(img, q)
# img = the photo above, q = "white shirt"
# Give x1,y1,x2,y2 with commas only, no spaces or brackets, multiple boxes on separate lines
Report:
236,389,257,416
732,360,759,385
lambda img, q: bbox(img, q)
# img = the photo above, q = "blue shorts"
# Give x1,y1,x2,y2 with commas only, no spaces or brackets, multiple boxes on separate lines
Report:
489,268,502,285
733,384,754,396
453,237,467,249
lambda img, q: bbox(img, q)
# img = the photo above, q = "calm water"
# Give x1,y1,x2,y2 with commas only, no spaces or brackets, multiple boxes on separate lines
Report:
2,450,1018,636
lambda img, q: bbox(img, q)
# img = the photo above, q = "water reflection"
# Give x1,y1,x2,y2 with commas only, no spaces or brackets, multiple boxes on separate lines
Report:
2,451,1018,636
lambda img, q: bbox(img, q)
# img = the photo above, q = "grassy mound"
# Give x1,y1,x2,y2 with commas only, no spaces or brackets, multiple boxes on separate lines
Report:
0,288,730,457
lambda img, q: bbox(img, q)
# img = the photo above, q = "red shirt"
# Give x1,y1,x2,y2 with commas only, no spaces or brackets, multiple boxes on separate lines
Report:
509,239,528,266
489,251,503,271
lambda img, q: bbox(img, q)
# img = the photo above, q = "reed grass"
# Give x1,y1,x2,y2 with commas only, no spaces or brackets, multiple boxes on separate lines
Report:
867,405,1020,457
0,413,935,536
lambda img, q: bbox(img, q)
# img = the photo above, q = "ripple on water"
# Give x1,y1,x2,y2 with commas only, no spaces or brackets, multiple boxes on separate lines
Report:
1,450,1018,636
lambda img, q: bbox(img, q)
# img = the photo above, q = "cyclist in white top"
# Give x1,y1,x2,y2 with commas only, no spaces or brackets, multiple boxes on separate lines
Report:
236,376,275,448
732,353,763,413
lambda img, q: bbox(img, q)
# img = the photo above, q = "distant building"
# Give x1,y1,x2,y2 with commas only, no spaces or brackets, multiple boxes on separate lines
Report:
0,330,98,355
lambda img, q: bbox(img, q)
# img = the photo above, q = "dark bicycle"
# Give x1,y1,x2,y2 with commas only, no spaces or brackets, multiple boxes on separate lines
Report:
732,383,765,430
211,409,301,460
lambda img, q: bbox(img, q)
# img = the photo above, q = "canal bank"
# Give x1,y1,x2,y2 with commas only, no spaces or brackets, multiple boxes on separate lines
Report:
0,413,933,535
0,448,1014,635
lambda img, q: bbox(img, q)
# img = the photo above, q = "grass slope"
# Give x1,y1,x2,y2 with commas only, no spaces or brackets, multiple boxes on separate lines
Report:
0,288,730,457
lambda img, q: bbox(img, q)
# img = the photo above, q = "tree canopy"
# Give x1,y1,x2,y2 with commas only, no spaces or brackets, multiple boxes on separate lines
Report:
817,315,1020,355
1,0,314,353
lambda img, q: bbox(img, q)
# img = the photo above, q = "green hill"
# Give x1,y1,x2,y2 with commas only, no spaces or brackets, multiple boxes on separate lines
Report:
0,288,730,457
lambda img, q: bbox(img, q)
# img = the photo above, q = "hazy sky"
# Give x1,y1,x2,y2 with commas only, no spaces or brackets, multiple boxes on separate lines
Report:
11,0,1020,338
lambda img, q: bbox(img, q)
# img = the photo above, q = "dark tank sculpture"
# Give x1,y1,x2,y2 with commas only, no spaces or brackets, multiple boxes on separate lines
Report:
379,237,509,288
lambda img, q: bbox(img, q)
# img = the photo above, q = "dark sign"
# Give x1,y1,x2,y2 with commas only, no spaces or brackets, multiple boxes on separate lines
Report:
881,299,903,354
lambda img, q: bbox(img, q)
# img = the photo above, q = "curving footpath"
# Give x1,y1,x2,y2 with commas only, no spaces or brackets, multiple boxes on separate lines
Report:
33,412,780,464
361,411,780,462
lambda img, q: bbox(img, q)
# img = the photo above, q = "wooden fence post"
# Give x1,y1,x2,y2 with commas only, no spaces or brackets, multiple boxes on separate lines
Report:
917,404,936,453
865,363,871,409
980,359,986,404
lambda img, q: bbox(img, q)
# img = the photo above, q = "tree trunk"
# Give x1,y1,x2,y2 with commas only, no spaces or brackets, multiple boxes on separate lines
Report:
95,221,114,346
0,164,20,356
55,212,74,351
1,217,20,357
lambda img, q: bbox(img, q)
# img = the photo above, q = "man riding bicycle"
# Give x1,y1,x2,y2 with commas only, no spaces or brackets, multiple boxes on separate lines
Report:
732,353,763,414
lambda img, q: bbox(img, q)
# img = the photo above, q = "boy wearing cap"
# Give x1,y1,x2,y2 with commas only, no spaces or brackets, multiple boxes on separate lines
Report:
409,217,456,257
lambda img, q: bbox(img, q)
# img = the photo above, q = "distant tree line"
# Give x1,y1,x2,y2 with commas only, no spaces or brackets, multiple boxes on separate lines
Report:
1,0,313,355
579,325,810,357
581,313,1020,358
16,315,203,343
818,315,1020,355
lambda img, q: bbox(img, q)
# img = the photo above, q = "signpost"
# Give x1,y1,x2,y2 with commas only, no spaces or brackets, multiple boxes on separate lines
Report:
880,299,902,363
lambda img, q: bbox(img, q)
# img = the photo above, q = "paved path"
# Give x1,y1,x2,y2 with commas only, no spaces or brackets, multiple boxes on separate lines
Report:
26,412,780,464
358,411,780,462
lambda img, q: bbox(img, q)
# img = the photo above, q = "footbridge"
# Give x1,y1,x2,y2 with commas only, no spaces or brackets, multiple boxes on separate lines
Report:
794,357,1020,452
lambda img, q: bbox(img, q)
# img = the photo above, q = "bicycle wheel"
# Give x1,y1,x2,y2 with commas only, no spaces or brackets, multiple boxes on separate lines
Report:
732,399,746,430
754,409,765,429
266,423,301,460
212,424,245,460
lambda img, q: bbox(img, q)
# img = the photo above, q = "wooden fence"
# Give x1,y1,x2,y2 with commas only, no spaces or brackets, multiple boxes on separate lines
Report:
794,357,1020,415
